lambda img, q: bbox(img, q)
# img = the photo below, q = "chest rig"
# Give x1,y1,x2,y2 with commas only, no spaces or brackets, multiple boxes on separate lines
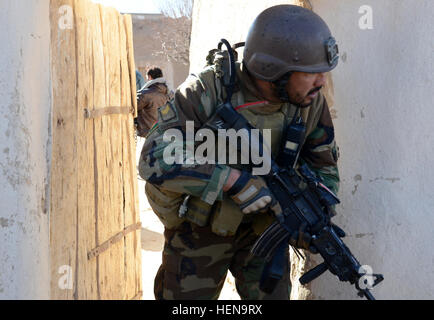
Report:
178,40,308,236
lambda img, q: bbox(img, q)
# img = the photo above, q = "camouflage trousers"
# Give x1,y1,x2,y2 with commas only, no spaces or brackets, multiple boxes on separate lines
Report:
154,221,291,300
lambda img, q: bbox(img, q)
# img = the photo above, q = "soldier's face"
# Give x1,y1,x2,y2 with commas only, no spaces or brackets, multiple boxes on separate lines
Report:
286,72,327,107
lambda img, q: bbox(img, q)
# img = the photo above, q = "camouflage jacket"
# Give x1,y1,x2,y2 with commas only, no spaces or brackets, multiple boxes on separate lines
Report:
138,61,340,233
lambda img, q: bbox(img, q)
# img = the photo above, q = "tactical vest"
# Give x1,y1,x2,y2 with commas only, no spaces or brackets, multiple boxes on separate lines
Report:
145,51,307,237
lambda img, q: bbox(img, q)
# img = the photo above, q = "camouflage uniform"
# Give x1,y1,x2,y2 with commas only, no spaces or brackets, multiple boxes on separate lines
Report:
138,60,339,300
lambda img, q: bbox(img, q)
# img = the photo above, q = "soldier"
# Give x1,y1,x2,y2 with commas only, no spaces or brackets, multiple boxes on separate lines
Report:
139,5,340,300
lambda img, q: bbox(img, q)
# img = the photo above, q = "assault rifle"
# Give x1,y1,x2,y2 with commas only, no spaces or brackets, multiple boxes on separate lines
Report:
205,39,384,300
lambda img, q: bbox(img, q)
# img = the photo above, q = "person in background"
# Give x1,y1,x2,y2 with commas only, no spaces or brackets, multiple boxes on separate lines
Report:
135,67,171,137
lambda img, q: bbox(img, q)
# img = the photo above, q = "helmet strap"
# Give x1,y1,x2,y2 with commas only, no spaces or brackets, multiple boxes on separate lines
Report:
272,72,292,102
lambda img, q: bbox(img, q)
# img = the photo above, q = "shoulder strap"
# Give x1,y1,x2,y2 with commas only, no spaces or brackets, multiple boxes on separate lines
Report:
281,103,299,127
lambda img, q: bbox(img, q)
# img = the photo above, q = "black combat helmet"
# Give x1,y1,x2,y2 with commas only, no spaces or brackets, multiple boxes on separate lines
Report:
243,5,339,82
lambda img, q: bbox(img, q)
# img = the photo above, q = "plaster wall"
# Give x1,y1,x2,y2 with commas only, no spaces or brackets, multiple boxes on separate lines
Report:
190,0,434,299
306,0,434,299
0,0,51,299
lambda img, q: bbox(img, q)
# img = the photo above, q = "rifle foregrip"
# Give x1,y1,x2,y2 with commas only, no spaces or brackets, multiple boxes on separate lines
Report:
299,262,328,285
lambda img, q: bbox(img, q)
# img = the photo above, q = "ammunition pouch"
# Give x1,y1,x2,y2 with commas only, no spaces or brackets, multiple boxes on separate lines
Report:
174,194,247,237
181,196,214,227
210,196,244,237
145,182,217,230
145,181,250,236
145,183,185,229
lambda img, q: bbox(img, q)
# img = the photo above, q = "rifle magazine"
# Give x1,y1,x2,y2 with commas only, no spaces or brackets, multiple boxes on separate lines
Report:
251,221,290,260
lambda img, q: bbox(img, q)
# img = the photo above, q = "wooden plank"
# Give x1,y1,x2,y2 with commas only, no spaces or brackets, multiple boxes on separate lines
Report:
124,14,138,117
118,14,133,299
131,291,143,300
119,13,142,299
74,0,98,300
49,0,78,300
124,14,142,298
97,5,126,300
90,1,107,300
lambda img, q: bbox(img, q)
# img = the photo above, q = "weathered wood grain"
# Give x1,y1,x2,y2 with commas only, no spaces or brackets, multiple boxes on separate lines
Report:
49,0,78,300
96,4,125,300
120,13,142,299
124,14,142,298
75,0,98,299
124,14,138,117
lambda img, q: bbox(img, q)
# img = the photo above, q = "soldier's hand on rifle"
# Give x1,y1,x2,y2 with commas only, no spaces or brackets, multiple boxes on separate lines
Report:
288,223,345,254
225,169,282,215
289,222,318,254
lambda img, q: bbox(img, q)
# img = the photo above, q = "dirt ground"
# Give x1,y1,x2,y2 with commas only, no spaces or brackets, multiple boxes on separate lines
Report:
136,138,240,300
